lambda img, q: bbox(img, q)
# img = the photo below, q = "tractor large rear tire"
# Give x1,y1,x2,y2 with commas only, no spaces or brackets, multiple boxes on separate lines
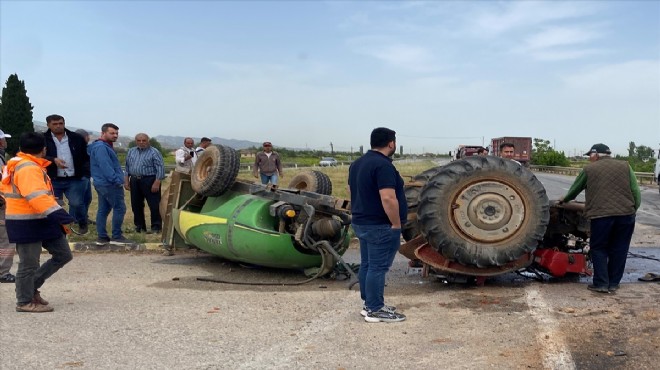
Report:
417,156,549,267
402,166,445,241
191,145,240,197
288,170,333,195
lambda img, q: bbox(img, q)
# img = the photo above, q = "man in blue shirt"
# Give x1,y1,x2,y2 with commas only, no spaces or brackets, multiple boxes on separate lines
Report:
88,123,132,245
124,133,165,234
348,127,407,323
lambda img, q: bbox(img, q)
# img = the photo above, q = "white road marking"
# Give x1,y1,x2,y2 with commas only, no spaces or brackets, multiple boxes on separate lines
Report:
525,287,576,370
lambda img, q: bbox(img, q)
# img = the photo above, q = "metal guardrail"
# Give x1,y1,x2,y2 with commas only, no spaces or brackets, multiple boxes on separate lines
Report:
529,165,656,185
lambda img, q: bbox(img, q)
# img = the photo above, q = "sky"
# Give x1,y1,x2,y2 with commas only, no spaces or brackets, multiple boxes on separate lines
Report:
1,0,659,156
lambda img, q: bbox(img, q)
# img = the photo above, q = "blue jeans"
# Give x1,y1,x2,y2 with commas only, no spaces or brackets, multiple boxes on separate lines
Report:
52,177,89,226
260,173,279,186
81,177,92,220
15,235,72,305
352,224,401,312
589,214,636,289
95,184,126,239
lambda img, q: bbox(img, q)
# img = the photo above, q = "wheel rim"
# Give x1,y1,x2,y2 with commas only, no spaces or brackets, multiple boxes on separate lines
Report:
451,181,525,243
198,156,214,182
294,181,308,190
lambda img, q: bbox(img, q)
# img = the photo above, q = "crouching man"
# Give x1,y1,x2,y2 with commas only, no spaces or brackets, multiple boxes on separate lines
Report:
1,132,75,312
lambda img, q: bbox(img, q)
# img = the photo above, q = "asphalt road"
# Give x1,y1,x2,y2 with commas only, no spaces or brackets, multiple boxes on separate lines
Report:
1,248,658,370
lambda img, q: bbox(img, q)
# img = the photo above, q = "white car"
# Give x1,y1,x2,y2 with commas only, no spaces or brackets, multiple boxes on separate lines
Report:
319,157,338,167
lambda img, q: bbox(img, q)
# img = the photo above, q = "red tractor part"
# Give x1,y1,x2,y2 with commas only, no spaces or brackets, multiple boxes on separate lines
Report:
533,249,592,277
413,242,533,277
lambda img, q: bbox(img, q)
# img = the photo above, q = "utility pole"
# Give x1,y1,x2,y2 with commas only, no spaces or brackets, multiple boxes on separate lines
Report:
330,142,334,154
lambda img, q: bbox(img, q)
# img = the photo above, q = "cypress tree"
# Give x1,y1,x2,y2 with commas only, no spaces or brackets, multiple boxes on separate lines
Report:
0,74,35,154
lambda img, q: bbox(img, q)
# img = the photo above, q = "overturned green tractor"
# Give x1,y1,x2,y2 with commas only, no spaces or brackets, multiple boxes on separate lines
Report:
161,145,355,280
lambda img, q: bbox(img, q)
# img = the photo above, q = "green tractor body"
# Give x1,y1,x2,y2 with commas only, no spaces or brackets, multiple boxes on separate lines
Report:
172,190,349,269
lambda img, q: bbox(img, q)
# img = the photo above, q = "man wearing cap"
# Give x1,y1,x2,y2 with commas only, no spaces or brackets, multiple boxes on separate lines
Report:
253,142,283,187
195,137,212,154
43,114,91,235
0,128,16,283
560,143,640,293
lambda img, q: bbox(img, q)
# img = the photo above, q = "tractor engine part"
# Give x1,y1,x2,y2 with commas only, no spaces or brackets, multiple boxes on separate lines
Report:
533,249,592,277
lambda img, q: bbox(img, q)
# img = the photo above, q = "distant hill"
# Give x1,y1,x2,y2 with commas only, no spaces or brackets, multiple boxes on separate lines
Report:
33,121,262,150
154,135,261,150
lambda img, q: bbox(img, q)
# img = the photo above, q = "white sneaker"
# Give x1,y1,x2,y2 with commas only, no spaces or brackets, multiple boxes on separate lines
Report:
364,309,406,323
360,304,396,317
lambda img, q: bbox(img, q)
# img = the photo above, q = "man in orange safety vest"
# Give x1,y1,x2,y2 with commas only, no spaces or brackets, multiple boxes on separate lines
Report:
1,132,75,313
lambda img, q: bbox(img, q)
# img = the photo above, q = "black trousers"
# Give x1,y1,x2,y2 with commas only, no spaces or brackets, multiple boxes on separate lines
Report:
129,175,162,230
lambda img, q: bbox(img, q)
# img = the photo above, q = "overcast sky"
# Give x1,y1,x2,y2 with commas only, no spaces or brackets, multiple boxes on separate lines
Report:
1,1,658,155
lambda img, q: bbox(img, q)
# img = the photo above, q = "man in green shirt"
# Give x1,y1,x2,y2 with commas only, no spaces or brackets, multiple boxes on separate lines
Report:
560,143,640,293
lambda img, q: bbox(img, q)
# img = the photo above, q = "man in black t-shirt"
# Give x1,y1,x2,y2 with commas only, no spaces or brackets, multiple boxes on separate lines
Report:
348,127,407,323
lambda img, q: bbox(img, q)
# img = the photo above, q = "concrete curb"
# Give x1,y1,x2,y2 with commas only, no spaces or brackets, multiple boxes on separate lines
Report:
69,242,164,252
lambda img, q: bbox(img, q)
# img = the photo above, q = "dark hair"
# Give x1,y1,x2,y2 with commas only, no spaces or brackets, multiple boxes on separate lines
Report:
101,123,119,133
200,137,212,143
46,114,65,124
19,132,46,154
370,127,396,149
477,147,488,155
499,142,515,151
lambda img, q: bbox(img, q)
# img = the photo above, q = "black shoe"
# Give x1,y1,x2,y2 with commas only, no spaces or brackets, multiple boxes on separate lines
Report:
96,237,111,245
587,284,609,293
608,285,620,292
77,224,89,235
150,227,162,234
0,273,16,283
134,227,146,233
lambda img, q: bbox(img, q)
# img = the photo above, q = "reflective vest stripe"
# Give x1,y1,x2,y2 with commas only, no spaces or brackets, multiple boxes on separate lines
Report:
15,162,37,172
25,190,52,201
5,213,46,220
5,204,62,220
42,204,61,216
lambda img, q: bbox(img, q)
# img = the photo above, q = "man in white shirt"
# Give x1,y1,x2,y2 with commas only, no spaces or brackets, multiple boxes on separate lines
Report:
175,137,196,174
195,137,212,154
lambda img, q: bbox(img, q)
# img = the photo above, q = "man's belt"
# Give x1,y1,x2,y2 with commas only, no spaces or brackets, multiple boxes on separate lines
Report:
131,175,156,180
